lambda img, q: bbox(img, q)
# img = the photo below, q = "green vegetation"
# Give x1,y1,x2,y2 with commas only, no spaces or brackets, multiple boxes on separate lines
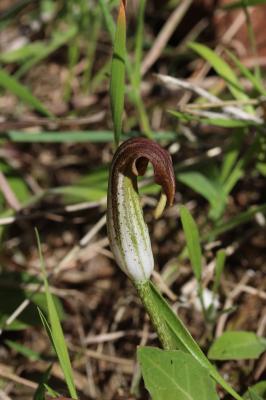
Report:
0,0,265,399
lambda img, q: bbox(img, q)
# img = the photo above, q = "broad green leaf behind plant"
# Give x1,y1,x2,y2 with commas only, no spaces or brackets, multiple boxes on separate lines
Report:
208,331,266,360
138,347,219,400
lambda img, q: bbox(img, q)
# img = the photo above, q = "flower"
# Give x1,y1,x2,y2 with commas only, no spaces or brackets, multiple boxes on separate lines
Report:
107,137,175,282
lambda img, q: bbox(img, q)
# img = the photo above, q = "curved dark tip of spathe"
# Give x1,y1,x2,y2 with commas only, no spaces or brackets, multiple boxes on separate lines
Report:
110,137,176,206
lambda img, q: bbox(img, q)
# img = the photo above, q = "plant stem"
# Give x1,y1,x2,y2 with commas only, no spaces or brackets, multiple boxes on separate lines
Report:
134,280,176,349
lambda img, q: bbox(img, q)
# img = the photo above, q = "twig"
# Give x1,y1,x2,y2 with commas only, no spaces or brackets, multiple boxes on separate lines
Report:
77,316,97,399
0,112,105,132
141,0,193,75
185,98,265,109
85,329,156,345
224,281,266,300
215,271,253,337
0,365,37,390
0,391,12,400
0,199,105,226
178,10,252,106
0,214,107,335
54,214,107,274
69,344,134,369
155,73,263,124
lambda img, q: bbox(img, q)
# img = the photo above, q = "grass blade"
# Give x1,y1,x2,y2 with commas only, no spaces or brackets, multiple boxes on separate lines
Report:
222,0,266,9
227,50,266,96
189,42,251,104
36,230,78,399
110,0,127,146
213,249,226,294
4,130,177,143
180,206,202,282
16,25,78,78
99,0,115,39
205,204,266,240
0,69,52,117
33,365,52,400
133,0,146,88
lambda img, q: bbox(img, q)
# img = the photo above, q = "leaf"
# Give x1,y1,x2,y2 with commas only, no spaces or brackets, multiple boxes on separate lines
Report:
33,365,52,400
15,26,77,78
248,389,264,400
36,231,78,399
110,0,126,146
220,132,243,184
0,69,52,117
0,160,31,204
5,340,42,361
213,250,226,293
169,110,254,128
133,0,146,88
0,42,45,63
244,382,266,400
180,206,202,282
205,204,266,240
146,282,243,400
223,0,266,10
208,331,266,360
0,271,64,331
138,347,219,400
189,42,251,104
4,130,177,143
99,0,116,39
110,0,127,146
177,171,227,220
227,51,266,96
50,185,106,202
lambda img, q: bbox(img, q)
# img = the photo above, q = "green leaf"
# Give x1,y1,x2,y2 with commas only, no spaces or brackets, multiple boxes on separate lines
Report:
170,110,254,128
43,384,60,398
0,271,64,331
0,42,45,63
0,160,31,204
36,231,78,399
5,340,42,361
208,331,266,360
133,0,146,88
180,206,202,282
4,130,177,143
110,0,127,146
244,382,266,400
33,365,52,400
0,69,52,117
177,171,227,220
146,282,243,400
0,0,33,22
227,51,266,96
213,250,226,294
205,204,266,240
220,132,243,184
99,0,116,40
50,185,106,202
223,0,266,10
15,26,77,78
248,389,264,400
197,117,253,128
189,42,251,104
138,347,219,400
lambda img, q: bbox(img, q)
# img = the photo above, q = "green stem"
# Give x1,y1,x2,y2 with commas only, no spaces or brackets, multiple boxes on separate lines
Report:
134,280,176,349
135,280,243,400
